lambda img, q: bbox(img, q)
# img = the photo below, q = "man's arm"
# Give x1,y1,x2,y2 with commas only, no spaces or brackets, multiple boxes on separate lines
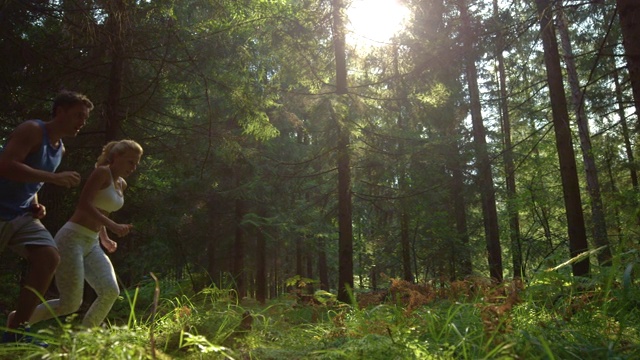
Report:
0,121,80,187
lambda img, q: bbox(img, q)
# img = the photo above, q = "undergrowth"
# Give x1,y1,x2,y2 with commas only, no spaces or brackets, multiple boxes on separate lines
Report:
1,251,639,359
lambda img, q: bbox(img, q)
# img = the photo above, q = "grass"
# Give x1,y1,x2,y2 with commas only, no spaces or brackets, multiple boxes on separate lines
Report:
1,254,639,359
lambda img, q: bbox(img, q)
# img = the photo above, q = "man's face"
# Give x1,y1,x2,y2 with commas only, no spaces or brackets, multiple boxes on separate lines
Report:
59,103,90,136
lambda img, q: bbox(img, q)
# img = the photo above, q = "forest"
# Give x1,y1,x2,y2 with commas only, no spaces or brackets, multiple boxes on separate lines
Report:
0,0,639,359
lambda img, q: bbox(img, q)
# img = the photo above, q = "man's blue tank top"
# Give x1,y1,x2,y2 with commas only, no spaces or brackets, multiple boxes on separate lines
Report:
0,120,63,220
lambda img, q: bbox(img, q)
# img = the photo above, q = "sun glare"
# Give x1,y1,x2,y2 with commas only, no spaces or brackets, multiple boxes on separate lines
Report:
346,0,410,48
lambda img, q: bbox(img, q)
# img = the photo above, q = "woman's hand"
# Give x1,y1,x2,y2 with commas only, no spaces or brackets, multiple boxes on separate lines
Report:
101,237,118,253
108,223,133,237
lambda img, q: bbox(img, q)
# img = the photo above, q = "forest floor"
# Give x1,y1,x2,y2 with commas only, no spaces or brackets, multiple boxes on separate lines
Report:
1,269,639,359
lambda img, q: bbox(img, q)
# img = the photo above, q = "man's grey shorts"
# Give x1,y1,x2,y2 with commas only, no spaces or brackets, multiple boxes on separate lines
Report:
0,214,57,257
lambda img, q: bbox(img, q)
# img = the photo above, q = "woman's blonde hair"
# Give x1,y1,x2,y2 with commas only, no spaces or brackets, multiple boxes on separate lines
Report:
96,140,143,167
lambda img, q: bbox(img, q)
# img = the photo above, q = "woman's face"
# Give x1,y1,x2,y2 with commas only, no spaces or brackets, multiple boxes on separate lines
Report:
112,150,141,177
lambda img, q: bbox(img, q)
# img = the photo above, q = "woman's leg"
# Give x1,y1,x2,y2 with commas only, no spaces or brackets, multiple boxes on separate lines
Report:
82,244,119,327
29,227,85,324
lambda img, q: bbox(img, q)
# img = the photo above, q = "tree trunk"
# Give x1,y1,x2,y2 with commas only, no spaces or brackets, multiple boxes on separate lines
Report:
556,3,612,265
104,0,127,141
206,239,218,286
332,0,347,94
335,107,354,303
556,1,611,265
233,198,246,298
306,253,314,293
256,222,267,304
393,46,414,283
318,236,329,291
450,154,472,277
494,0,523,278
206,192,236,290
459,0,503,282
535,0,590,277
614,65,639,191
296,236,303,276
273,243,280,298
332,0,352,302
604,146,624,244
616,0,640,116
611,44,640,228
400,212,413,282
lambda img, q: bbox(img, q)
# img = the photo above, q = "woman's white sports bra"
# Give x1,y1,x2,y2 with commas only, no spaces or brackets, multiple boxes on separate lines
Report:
92,168,124,213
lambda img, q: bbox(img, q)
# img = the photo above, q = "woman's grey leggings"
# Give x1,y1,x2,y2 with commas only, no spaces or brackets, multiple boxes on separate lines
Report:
30,222,120,327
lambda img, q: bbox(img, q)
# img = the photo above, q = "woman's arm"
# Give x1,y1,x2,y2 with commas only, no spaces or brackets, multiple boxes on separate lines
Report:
99,226,118,253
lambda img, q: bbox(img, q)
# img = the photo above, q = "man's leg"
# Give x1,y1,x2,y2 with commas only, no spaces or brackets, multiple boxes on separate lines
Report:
8,245,60,328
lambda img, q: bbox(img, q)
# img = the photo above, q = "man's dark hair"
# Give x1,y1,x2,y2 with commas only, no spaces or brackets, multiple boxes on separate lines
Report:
51,90,94,117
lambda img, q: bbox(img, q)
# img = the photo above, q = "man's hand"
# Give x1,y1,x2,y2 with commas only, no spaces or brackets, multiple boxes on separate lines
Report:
30,203,46,219
51,171,81,188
